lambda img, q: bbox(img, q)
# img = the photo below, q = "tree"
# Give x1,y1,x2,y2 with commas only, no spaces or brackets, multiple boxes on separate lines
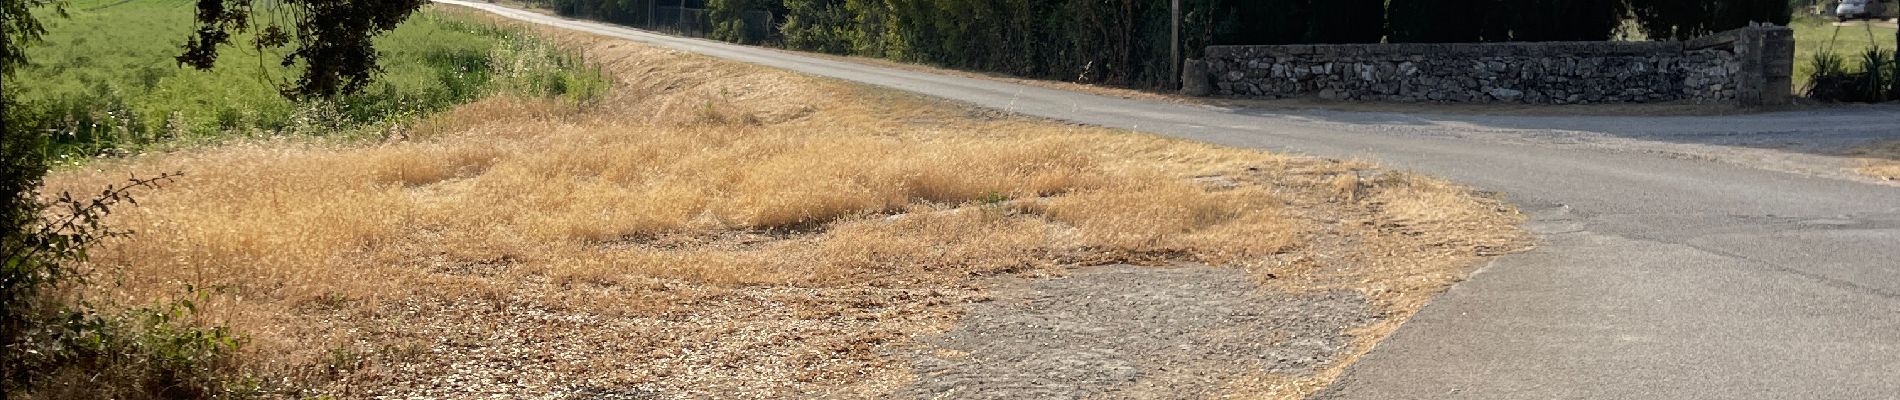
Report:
2,0,62,254
1,0,66,78
1631,0,1790,40
709,0,754,43
1387,0,1486,42
1210,0,1310,45
1304,0,1384,44
781,0,855,54
178,0,430,99
1508,0,1625,41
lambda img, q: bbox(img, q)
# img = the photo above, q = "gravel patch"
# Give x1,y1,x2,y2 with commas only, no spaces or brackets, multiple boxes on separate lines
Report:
899,264,1371,399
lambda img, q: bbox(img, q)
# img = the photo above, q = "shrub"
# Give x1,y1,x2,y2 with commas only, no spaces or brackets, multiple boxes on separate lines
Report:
1804,47,1896,102
709,0,755,43
0,171,255,399
780,0,854,54
1859,47,1895,102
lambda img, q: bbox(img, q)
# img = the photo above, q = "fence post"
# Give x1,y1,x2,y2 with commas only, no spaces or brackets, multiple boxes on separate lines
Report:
1171,0,1181,90
1738,25,1795,106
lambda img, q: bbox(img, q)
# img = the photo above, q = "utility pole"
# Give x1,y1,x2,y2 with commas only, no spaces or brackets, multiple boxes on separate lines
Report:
1171,0,1181,90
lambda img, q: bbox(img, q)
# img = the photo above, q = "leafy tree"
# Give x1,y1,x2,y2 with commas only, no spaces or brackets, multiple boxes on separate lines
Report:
1,0,65,78
1506,0,1625,41
1388,0,1487,42
1631,0,1790,40
709,0,755,43
2,1,60,284
178,0,431,99
1305,0,1384,44
781,0,854,53
1208,0,1310,45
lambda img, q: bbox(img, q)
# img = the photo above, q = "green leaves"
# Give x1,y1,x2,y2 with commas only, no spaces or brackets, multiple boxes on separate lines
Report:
1630,0,1791,40
180,0,431,99
1,0,68,78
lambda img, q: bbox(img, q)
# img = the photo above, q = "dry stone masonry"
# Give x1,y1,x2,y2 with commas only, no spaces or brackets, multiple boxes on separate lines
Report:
1196,26,1792,106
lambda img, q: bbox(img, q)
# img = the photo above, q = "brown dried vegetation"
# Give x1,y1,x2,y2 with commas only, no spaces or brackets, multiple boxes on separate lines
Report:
44,11,1526,398
1846,140,1900,181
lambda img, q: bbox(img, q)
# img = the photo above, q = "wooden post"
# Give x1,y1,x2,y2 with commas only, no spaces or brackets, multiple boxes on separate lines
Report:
1171,0,1181,90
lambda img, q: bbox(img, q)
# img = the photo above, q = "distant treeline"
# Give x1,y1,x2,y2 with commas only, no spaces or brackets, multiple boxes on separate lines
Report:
527,0,1791,88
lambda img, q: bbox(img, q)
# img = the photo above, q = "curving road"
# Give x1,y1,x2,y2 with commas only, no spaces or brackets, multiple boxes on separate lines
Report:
438,1,1900,398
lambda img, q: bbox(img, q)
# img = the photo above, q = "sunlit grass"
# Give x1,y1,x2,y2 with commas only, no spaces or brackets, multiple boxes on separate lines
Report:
1791,15,1897,90
11,0,604,160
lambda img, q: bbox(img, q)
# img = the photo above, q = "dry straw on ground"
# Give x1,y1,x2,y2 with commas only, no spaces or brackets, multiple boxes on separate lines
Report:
1846,140,1900,181
44,7,1525,398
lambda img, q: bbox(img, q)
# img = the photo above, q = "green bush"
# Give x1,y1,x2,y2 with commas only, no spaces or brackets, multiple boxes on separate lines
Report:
780,0,855,54
1804,47,1895,102
710,0,755,43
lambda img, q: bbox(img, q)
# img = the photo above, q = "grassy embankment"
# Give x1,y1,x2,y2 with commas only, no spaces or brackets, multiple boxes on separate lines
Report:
11,0,604,163
42,6,1526,398
8,1,605,398
1790,15,1897,90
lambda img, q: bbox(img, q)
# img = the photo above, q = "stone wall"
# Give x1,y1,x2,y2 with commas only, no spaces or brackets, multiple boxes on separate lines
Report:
1196,26,1792,106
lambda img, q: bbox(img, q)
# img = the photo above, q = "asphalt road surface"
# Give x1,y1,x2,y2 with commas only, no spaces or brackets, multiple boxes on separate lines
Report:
439,1,1900,398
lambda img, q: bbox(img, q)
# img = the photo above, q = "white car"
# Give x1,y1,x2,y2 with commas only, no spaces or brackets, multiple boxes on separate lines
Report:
1837,0,1886,20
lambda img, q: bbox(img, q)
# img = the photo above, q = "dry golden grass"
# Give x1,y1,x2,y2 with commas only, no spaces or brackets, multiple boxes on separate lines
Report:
43,8,1526,398
1846,141,1900,181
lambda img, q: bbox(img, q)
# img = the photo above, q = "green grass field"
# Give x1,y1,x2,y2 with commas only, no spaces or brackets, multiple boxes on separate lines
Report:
9,0,604,161
1791,15,1897,91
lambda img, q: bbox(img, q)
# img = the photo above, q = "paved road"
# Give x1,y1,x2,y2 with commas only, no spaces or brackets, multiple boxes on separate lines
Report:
440,1,1900,398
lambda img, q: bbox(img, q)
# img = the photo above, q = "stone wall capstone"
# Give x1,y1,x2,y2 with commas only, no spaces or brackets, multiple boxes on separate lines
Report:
1196,26,1792,106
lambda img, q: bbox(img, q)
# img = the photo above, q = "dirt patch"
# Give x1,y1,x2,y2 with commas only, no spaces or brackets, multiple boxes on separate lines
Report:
902,265,1369,399
1845,140,1900,180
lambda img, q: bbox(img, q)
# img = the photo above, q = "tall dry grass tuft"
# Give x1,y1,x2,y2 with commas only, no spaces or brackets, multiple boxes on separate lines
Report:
43,10,1525,397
